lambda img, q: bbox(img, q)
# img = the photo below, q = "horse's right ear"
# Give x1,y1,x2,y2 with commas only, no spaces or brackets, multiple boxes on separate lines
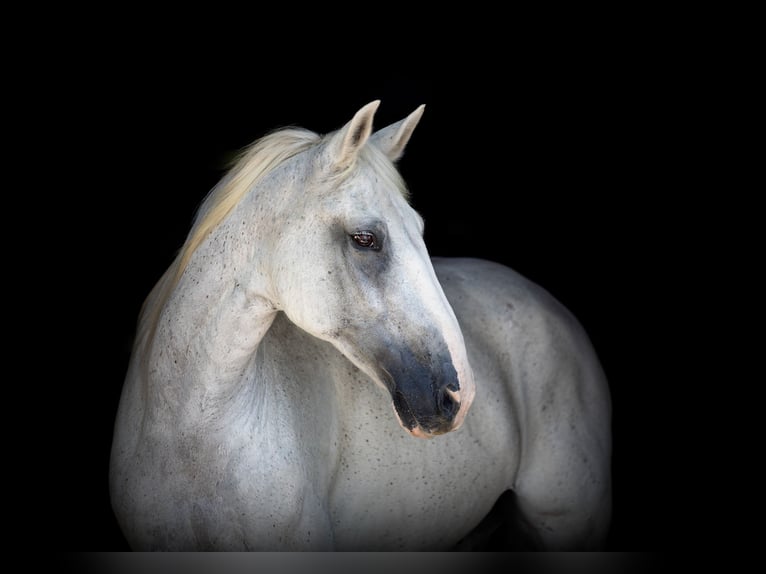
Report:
370,104,425,162
326,100,380,172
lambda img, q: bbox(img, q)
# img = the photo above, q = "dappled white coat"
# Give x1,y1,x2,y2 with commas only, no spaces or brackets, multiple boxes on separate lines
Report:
110,101,611,550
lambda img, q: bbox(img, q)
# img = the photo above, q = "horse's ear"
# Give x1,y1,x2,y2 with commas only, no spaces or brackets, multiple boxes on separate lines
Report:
370,104,425,162
327,100,380,171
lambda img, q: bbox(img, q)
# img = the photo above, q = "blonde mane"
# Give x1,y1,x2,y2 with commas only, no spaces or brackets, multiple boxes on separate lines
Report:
136,127,320,348
134,124,413,351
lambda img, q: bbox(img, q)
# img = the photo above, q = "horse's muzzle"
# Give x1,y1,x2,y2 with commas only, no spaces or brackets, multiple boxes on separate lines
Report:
369,332,472,438
388,359,464,438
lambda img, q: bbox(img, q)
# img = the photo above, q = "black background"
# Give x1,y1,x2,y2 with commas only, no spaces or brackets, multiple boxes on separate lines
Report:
44,43,691,552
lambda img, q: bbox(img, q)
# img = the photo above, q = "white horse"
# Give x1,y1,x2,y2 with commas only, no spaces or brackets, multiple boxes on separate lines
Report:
110,101,611,550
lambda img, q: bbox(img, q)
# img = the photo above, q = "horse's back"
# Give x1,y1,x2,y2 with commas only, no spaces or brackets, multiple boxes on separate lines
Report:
434,257,612,549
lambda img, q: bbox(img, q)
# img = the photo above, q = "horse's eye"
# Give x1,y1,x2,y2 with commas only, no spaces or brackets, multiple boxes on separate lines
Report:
351,231,379,250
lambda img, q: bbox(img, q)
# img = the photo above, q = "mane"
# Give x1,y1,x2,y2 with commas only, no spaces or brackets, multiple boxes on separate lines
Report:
134,125,412,351
135,127,320,348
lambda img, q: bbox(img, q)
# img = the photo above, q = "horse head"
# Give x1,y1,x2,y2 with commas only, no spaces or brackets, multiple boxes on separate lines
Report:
269,101,475,438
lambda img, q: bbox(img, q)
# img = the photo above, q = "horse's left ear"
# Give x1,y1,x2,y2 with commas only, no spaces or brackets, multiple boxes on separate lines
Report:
327,100,380,172
370,104,426,162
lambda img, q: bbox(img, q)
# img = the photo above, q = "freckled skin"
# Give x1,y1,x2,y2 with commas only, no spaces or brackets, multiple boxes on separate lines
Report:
111,258,610,550
110,103,611,550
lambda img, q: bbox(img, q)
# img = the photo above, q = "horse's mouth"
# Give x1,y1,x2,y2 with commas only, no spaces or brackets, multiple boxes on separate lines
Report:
406,424,447,439
391,389,460,439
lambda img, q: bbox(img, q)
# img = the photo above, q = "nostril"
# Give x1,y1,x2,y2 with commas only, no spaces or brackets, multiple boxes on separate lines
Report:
438,386,460,417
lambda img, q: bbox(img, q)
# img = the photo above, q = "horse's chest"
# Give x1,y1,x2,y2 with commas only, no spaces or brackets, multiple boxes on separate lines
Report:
326,412,510,549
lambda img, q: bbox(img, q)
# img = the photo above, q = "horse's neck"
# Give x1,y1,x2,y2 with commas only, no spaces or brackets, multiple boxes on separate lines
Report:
145,216,278,422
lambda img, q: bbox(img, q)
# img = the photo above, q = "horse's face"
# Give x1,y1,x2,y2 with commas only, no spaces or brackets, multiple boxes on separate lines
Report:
271,102,475,438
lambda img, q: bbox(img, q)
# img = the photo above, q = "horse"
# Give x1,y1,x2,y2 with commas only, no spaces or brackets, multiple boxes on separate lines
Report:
110,101,611,550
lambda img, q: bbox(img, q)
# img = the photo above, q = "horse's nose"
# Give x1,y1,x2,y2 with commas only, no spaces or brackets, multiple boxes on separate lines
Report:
384,346,465,437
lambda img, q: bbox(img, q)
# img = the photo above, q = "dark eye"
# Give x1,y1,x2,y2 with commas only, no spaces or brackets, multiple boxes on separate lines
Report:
351,231,380,250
